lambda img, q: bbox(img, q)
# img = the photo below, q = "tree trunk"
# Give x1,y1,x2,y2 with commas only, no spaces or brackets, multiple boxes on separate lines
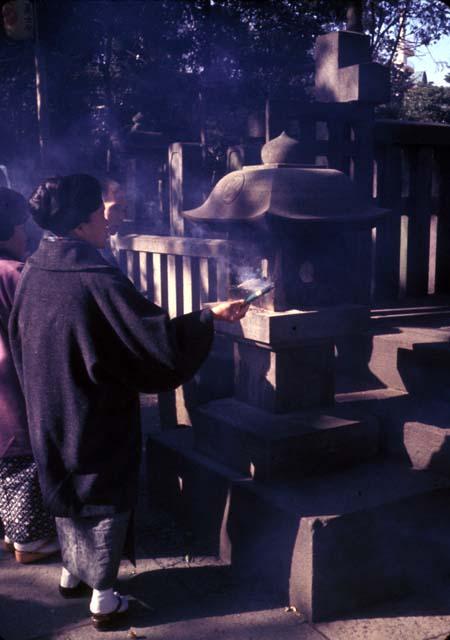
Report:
346,0,364,32
104,27,113,172
33,0,50,166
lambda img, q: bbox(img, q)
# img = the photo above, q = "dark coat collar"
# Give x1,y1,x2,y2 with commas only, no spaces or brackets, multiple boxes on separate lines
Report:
28,237,113,272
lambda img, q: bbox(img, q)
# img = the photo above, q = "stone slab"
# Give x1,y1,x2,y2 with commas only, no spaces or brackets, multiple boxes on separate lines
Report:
146,429,450,622
317,579,450,640
49,604,323,640
192,398,379,480
215,304,369,346
1,539,322,640
5,538,450,640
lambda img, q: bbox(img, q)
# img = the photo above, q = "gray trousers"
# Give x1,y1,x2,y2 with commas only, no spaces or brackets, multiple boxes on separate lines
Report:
55,511,130,590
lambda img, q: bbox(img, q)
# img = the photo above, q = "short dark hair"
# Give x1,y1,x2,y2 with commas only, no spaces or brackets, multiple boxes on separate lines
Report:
29,174,103,235
0,188,28,241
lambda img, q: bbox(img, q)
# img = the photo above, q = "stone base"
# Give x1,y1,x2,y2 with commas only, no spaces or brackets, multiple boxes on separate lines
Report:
146,429,450,621
192,398,379,481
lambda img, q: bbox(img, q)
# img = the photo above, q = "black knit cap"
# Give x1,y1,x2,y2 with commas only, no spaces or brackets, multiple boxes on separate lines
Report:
0,188,28,241
29,174,103,235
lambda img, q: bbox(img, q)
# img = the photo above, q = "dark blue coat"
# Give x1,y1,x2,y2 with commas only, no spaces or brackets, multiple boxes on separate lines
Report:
9,238,213,516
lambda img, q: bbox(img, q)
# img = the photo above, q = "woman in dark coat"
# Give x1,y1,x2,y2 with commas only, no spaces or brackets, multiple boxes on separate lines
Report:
0,188,57,563
9,174,246,630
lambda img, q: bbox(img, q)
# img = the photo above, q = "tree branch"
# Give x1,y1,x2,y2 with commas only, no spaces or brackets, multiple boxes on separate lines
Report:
387,0,412,67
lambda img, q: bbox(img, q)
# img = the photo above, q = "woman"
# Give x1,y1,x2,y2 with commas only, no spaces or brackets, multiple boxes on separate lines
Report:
0,187,58,563
9,174,247,630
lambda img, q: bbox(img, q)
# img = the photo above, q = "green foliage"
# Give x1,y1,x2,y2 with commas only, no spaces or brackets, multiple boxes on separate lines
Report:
400,81,450,123
0,0,449,171
365,0,450,64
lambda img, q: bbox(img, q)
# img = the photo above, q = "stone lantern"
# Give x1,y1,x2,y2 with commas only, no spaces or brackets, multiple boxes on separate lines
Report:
148,31,428,625
184,131,387,311
183,132,389,413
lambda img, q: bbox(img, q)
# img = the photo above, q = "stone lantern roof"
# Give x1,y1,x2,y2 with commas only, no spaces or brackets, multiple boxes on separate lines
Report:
260,131,303,165
183,132,387,226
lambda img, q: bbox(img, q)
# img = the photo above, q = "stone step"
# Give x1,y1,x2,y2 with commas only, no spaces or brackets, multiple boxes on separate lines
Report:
404,419,450,476
371,327,450,393
192,398,379,481
370,300,450,327
338,326,450,394
336,390,450,470
146,429,450,622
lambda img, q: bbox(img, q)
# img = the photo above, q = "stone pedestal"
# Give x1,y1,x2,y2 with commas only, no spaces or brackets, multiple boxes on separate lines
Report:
216,304,367,411
159,305,369,427
181,303,374,492
234,340,334,412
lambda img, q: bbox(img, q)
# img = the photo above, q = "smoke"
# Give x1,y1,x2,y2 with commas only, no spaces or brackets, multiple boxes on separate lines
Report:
232,258,269,289
237,276,270,291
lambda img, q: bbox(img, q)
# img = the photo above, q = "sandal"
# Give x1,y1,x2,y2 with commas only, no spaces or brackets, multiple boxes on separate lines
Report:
14,539,60,564
91,594,129,631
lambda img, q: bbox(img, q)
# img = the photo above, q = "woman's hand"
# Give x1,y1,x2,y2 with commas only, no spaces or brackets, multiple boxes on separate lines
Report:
211,299,249,323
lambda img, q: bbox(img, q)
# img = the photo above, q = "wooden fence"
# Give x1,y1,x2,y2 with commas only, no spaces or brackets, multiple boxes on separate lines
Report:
373,120,450,302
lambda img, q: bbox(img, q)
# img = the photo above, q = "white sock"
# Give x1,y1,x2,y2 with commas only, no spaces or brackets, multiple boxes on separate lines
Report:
14,537,59,552
90,588,128,615
60,567,80,589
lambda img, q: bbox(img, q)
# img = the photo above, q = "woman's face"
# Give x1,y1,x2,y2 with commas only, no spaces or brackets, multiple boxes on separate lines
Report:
73,205,109,249
104,185,127,235
104,201,126,235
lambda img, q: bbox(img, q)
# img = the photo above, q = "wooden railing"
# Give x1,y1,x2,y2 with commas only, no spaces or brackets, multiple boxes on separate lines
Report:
112,233,234,428
118,118,450,310
112,234,231,315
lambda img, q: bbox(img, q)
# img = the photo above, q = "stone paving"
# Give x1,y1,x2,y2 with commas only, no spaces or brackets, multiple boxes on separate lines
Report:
3,503,450,640
2,399,450,640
